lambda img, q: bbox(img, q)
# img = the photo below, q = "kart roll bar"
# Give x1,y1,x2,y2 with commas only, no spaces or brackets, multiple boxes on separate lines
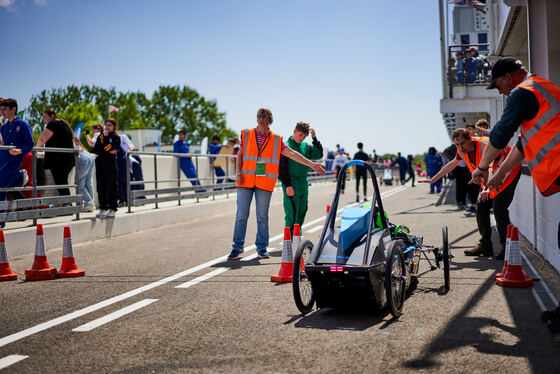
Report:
311,160,388,266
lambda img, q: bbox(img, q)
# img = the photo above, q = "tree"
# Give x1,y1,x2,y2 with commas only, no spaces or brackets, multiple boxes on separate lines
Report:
58,102,102,146
147,85,235,142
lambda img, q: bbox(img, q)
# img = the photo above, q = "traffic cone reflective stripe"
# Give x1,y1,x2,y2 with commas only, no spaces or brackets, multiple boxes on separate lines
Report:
25,224,56,281
292,224,302,260
0,230,18,281
496,227,533,288
496,224,513,279
57,227,85,278
271,227,293,283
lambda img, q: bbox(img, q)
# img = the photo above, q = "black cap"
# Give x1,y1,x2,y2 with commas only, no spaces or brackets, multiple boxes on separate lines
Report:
487,57,523,89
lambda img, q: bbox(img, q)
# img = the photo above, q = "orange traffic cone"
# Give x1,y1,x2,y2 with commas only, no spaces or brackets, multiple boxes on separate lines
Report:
271,227,293,283
25,224,57,281
57,227,85,278
0,230,18,281
292,224,302,259
496,227,533,288
495,224,513,279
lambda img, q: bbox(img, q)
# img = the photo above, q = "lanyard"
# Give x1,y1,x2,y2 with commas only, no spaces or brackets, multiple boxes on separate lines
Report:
255,128,271,158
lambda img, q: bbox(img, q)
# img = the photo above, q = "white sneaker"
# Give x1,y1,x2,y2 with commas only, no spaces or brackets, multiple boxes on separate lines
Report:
84,204,95,212
96,209,108,218
21,169,29,186
106,209,115,218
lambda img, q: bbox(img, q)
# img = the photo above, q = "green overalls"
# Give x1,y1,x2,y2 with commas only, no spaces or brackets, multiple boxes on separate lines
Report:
281,136,323,233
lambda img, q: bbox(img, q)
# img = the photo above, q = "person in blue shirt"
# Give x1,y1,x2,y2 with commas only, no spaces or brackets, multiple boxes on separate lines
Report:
424,147,443,193
208,135,225,184
391,152,409,185
174,130,201,187
0,99,34,228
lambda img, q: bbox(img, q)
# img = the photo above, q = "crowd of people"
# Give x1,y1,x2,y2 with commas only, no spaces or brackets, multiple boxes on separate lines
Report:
0,98,147,223
449,46,492,85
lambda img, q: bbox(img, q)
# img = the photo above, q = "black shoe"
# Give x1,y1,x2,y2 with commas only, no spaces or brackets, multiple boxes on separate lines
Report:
356,196,360,203
547,318,560,333
495,250,505,260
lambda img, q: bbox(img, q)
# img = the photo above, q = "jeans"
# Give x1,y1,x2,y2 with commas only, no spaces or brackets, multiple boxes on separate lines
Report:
214,167,225,184
476,173,520,251
76,151,95,206
232,187,272,252
428,170,442,193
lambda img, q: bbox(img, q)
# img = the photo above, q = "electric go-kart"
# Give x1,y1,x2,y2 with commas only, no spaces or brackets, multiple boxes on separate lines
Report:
292,160,450,317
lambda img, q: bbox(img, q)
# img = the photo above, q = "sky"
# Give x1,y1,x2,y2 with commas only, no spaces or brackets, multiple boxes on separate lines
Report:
1,0,451,156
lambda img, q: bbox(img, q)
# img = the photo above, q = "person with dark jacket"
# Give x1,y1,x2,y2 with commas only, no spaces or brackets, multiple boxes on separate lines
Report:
37,109,75,197
92,118,121,219
353,142,370,202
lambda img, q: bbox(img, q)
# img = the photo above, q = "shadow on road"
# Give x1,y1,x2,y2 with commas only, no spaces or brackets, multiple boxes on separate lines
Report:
289,306,396,331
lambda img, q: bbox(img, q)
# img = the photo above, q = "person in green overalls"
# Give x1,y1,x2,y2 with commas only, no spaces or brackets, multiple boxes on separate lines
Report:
279,122,323,235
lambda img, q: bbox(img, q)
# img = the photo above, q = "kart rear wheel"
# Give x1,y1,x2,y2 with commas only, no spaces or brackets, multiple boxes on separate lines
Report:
385,242,406,318
442,225,450,291
292,240,315,314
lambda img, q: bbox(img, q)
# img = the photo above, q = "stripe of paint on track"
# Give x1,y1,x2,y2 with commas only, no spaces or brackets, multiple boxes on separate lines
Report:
73,299,158,332
0,355,28,370
0,186,407,348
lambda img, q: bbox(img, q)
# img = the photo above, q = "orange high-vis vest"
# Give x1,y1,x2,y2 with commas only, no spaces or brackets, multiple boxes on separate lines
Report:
236,128,283,192
456,137,521,199
516,76,560,196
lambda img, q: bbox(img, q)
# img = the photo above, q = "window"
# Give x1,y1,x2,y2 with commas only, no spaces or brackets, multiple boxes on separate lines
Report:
478,33,488,50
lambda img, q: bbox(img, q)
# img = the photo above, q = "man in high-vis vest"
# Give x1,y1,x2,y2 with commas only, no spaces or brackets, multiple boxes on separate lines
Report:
471,57,560,333
228,108,326,261
420,128,520,259
278,122,323,236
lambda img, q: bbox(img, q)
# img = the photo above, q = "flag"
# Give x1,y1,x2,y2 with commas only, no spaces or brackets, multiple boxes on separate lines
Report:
109,105,119,112
74,122,84,138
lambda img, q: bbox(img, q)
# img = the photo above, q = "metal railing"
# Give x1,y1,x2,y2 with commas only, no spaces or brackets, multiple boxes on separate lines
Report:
0,146,82,225
447,44,492,98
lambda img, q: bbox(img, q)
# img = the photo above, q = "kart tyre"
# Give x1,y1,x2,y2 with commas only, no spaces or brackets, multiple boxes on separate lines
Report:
292,240,315,314
385,241,406,318
442,225,450,291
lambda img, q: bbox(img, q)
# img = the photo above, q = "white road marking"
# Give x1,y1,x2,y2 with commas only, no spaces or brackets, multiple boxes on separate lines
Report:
175,268,230,289
73,299,158,332
307,225,323,233
0,185,407,348
0,355,28,370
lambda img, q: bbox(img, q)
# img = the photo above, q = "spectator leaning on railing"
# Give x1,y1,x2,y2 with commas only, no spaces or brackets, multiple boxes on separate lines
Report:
37,109,76,198
0,98,34,228
71,131,96,212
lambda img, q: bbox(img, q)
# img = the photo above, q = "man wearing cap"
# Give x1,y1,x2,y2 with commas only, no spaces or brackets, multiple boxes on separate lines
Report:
471,57,560,196
471,57,560,333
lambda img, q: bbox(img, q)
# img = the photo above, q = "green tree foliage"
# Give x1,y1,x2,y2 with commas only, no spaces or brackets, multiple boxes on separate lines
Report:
25,84,234,144
148,85,235,142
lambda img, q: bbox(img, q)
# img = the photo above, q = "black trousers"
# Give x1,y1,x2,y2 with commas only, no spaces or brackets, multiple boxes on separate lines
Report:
95,159,118,211
49,164,74,196
476,173,520,251
355,168,367,196
455,166,469,205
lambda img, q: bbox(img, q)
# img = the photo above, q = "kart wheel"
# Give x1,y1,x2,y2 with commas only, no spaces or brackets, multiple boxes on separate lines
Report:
292,240,315,314
385,242,406,318
442,225,450,291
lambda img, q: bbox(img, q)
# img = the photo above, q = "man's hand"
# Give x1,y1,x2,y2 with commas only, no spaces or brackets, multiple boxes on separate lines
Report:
311,162,326,175
470,167,488,185
478,189,490,202
418,178,434,184
310,128,316,138
486,169,507,190
286,186,295,196
9,148,22,155
236,173,243,185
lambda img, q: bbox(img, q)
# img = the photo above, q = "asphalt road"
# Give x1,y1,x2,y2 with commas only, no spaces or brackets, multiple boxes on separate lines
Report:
1,179,559,373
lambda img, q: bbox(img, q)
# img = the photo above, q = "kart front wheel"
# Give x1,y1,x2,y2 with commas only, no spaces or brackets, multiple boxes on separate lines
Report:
292,240,315,314
442,225,450,291
385,241,406,318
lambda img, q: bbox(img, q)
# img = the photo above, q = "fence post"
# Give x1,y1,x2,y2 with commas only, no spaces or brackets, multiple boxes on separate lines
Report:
226,155,229,199
154,154,158,209
177,155,181,206
74,150,80,221
32,148,38,226
195,154,200,203
126,152,132,213
211,154,215,201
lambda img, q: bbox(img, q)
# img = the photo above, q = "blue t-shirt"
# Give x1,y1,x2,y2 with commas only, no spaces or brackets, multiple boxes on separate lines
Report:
0,117,34,157
424,154,443,173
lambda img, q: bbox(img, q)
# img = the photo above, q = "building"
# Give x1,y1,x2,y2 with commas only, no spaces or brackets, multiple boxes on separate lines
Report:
439,0,560,270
